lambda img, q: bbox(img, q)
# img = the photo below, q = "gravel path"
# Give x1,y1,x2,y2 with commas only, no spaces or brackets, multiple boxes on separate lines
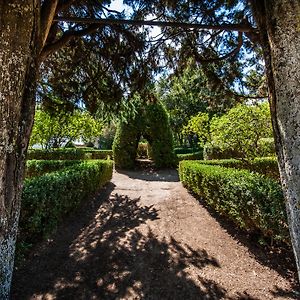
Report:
12,168,299,299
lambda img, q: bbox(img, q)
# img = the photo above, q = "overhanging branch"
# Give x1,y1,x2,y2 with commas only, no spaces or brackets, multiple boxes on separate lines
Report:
53,17,255,33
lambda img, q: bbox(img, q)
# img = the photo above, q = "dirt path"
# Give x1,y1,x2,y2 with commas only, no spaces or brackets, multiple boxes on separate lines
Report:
12,168,299,299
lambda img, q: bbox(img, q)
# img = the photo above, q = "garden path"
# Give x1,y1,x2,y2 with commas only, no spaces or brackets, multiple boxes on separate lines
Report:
12,167,299,299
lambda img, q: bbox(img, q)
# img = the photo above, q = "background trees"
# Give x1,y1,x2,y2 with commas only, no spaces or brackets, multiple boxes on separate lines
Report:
1,0,300,297
30,110,103,149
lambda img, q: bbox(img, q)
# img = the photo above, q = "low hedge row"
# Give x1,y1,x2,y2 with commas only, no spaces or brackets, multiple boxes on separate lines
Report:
27,148,112,160
174,147,202,155
177,151,203,161
20,160,113,245
25,160,82,178
179,161,289,244
196,157,279,180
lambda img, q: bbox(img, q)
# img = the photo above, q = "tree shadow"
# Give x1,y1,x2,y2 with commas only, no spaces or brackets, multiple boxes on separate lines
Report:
116,168,179,182
12,186,230,300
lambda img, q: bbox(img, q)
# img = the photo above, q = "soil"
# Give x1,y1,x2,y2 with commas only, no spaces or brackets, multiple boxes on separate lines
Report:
11,165,300,299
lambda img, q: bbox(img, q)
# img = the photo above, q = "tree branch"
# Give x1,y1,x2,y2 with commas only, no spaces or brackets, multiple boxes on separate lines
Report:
192,31,243,63
53,17,256,33
40,24,101,62
40,0,59,48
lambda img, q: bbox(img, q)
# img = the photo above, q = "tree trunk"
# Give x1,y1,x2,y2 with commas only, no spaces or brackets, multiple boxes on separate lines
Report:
251,0,300,281
0,2,39,298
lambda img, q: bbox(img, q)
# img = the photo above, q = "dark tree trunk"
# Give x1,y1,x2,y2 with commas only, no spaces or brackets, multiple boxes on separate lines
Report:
251,0,300,281
0,1,39,298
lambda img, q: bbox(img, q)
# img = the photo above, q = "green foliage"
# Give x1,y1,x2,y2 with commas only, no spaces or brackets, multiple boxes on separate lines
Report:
179,161,289,244
174,147,201,154
195,157,279,181
30,109,103,149
20,160,113,245
98,124,116,150
209,103,273,159
177,151,203,161
157,62,236,145
182,112,210,147
25,160,82,178
203,138,276,160
27,148,112,160
113,99,177,169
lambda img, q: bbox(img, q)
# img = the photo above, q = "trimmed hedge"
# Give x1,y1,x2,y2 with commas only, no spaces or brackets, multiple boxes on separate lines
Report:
25,160,82,178
113,101,176,169
20,160,113,244
174,147,202,155
27,148,112,160
179,161,289,244
195,157,279,180
177,151,203,161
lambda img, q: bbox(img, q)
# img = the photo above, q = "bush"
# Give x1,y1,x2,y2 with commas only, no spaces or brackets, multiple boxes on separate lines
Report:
20,160,113,245
177,151,203,161
27,148,112,160
25,160,82,178
209,103,273,159
203,138,276,160
195,157,279,180
113,100,176,169
179,161,289,244
174,147,202,155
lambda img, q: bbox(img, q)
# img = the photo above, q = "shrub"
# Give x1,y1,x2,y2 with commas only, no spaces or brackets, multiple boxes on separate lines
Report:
113,100,176,169
174,147,202,155
179,161,289,244
195,157,279,180
27,148,112,160
25,160,82,178
203,138,275,160
20,160,113,245
177,151,203,161
209,103,273,159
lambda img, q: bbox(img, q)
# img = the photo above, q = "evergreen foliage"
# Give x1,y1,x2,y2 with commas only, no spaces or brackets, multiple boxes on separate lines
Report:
113,100,176,169
179,161,289,244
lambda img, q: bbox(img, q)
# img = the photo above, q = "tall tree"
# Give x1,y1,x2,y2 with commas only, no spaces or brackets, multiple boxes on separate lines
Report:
1,1,300,298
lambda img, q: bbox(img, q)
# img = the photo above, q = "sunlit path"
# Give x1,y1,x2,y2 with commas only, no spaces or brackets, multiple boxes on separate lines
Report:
12,169,298,299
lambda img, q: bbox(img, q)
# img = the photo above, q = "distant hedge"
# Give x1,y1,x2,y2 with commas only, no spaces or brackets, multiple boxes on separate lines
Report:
27,148,112,160
25,160,82,178
20,160,113,246
177,151,203,161
195,157,279,180
179,161,289,244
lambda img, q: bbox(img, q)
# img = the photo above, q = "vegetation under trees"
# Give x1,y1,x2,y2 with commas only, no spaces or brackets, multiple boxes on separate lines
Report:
1,1,300,297
113,96,176,169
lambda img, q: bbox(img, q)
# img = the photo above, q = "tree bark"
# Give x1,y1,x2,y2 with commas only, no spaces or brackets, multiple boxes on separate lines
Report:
251,0,300,280
0,1,39,298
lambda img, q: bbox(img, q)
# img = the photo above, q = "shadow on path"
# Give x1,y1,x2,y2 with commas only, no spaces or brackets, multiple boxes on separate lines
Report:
12,183,234,300
116,168,179,182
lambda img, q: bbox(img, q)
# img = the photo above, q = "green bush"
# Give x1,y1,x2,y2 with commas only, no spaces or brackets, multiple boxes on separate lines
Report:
203,138,276,160
27,148,112,160
20,160,113,244
179,161,289,244
113,100,176,169
174,147,202,155
177,151,203,161
195,157,279,180
25,160,82,178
